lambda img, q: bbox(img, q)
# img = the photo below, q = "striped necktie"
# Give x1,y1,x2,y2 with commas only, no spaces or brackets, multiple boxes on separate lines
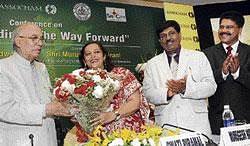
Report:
226,46,232,56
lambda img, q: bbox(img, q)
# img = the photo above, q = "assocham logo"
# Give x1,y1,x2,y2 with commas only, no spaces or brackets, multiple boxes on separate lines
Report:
0,3,42,12
73,3,91,21
0,3,57,15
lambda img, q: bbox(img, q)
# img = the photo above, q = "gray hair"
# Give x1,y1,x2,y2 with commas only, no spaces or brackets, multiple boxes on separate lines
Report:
12,28,19,50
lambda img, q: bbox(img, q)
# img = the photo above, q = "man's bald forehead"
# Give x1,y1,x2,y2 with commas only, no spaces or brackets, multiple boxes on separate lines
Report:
17,23,41,34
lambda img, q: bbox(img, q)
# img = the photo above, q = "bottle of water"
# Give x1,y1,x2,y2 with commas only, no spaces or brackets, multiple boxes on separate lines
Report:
222,105,235,127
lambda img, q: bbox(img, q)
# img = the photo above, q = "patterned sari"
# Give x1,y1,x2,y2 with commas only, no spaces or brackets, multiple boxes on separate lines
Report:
103,67,150,133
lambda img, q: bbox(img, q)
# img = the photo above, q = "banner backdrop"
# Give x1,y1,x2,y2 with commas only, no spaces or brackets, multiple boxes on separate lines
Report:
163,2,200,50
0,0,164,84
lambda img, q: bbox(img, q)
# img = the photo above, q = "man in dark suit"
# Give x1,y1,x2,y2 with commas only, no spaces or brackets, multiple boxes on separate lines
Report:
203,10,250,137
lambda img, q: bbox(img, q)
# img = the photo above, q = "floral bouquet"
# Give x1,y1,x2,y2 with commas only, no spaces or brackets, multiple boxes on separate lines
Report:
54,68,120,133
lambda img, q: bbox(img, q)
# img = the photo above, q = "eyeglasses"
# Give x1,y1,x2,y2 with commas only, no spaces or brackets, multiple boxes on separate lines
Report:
19,35,45,44
219,25,236,30
159,31,177,41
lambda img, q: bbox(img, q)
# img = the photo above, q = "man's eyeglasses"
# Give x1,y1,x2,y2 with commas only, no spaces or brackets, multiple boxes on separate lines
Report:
159,31,177,41
219,25,236,30
19,35,45,44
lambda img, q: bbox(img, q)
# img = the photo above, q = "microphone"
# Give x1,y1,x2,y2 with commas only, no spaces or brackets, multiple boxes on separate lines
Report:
161,123,217,146
29,134,34,146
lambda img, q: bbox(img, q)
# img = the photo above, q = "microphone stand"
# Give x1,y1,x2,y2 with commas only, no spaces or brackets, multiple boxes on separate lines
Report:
161,123,218,146
29,134,34,146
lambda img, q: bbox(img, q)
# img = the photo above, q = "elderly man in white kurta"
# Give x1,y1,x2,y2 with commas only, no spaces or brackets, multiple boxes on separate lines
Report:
0,23,72,146
143,20,217,138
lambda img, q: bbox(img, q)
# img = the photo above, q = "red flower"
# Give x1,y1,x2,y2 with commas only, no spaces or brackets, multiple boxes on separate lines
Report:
79,71,86,76
55,87,69,102
99,71,106,79
63,74,76,84
55,79,62,87
62,74,70,79
67,77,76,84
74,85,88,95
87,81,95,87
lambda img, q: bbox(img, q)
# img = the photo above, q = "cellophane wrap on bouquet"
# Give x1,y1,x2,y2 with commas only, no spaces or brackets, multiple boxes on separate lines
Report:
54,68,120,133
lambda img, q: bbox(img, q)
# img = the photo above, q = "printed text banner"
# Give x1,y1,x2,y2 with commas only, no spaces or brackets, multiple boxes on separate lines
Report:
163,2,200,50
0,0,164,83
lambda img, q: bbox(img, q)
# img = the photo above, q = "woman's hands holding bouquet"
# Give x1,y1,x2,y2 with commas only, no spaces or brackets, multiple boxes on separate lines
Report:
91,90,141,126
91,111,117,126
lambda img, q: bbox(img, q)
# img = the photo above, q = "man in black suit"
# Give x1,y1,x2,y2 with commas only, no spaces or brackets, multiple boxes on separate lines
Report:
203,10,250,137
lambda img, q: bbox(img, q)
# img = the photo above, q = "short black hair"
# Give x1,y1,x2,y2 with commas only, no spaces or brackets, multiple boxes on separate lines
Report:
219,10,245,28
156,20,180,39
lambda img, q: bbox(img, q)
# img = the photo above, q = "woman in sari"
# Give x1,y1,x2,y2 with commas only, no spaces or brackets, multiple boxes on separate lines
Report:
78,41,149,133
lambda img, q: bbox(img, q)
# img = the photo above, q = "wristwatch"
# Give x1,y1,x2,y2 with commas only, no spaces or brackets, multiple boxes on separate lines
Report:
114,110,121,121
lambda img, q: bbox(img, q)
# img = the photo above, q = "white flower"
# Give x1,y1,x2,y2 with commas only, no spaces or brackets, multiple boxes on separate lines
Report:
108,138,124,146
106,77,120,91
72,68,85,77
92,85,103,99
86,69,97,74
112,80,120,91
61,80,75,94
148,138,156,146
92,74,102,82
142,139,148,145
131,138,141,146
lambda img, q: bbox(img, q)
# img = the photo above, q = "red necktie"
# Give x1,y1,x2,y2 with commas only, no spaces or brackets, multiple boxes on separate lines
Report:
226,46,232,56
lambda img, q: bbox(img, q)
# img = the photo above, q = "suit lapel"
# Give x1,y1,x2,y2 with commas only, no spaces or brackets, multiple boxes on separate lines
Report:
237,42,247,67
217,43,227,58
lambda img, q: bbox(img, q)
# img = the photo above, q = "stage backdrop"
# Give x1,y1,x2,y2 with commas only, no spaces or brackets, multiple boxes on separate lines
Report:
0,0,164,84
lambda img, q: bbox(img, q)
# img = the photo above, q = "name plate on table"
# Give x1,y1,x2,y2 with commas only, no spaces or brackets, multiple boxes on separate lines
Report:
159,132,206,146
220,124,250,146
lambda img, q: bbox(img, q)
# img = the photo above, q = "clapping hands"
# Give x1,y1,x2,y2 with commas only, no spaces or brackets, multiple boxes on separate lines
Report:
223,53,240,74
166,75,187,97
